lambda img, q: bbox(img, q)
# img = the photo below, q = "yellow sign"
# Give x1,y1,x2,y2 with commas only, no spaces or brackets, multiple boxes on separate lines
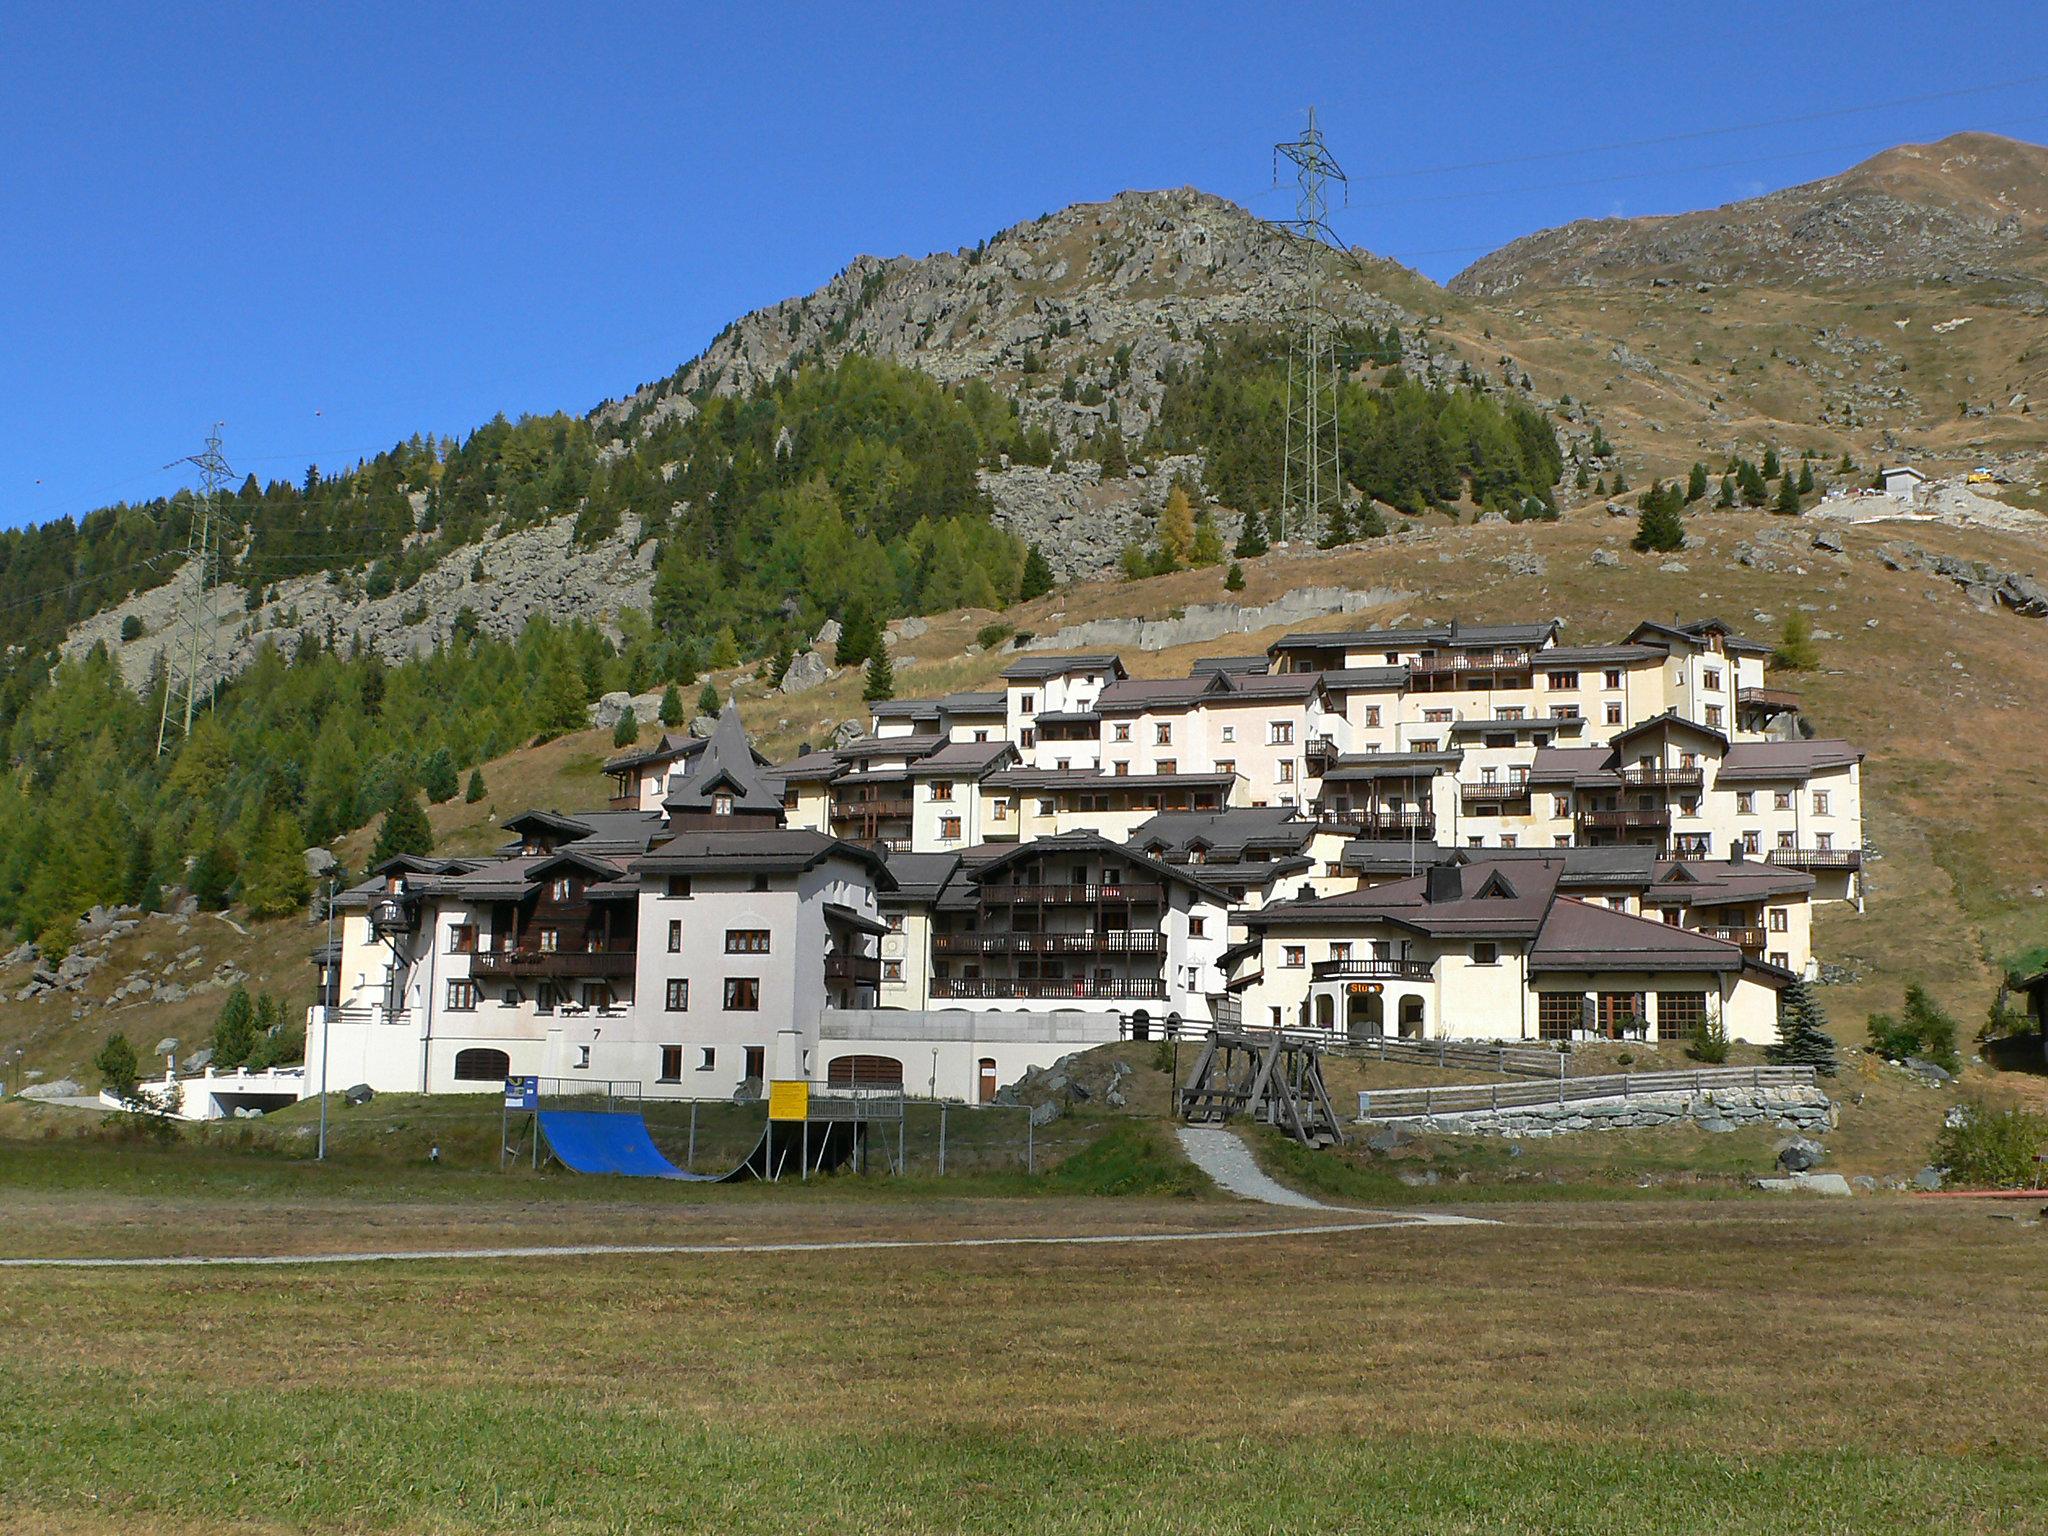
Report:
767,1079,810,1122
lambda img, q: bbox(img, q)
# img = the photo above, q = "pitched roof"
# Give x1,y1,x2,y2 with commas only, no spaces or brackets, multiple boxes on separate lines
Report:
1127,806,1317,860
1528,897,1752,974
601,731,707,775
1189,654,1270,676
1250,858,1564,937
1320,751,1463,782
1610,710,1728,749
1340,839,1452,874
964,831,1233,902
940,689,1007,713
632,828,892,882
1715,739,1863,782
661,699,782,815
1000,653,1126,680
907,740,1019,777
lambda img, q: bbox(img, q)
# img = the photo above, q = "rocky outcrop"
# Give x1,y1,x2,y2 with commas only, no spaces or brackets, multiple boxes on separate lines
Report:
981,454,1208,580
1018,584,1412,654
1876,541,2048,617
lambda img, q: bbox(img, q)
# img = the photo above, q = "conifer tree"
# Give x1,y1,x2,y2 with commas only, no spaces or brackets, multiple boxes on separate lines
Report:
371,791,433,865
211,985,260,1071
92,1031,140,1105
1095,429,1130,478
696,681,720,717
1776,473,1803,515
241,812,311,919
835,603,877,668
1766,978,1839,1076
1159,485,1196,567
1771,612,1819,671
1318,502,1353,548
1224,562,1245,591
1190,510,1225,567
464,768,487,803
1610,467,1629,494
1019,544,1056,600
863,649,894,702
1797,461,1814,495
1686,462,1709,503
612,710,638,748
1357,501,1389,537
1761,445,1782,480
1632,486,1686,553
1717,474,1737,508
1233,508,1268,559
707,626,740,669
658,683,684,727
421,747,458,803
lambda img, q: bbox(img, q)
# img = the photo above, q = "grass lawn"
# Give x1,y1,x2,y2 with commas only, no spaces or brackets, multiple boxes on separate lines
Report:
1,1188,2044,1533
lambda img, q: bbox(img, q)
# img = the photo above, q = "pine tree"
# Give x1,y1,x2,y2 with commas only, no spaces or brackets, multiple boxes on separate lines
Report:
1610,467,1629,494
1717,474,1736,508
189,843,238,910
1356,501,1389,537
1233,508,1268,559
1632,486,1685,553
696,681,720,717
1318,502,1353,549
371,791,432,865
211,985,260,1071
1766,978,1839,1076
612,709,638,748
1686,462,1709,503
421,746,458,803
1776,473,1803,515
1836,451,1854,474
1797,461,1814,494
1224,562,1245,592
707,626,740,669
835,603,876,668
863,649,895,702
1574,461,1591,490
464,768,487,803
1761,445,1782,480
240,812,311,919
658,683,684,727
1095,429,1129,478
1019,544,1056,600
1190,511,1225,567
92,1031,140,1105
1771,612,1819,671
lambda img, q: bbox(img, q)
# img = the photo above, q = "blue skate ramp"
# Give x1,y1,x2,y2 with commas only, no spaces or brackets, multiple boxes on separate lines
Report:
537,1109,712,1180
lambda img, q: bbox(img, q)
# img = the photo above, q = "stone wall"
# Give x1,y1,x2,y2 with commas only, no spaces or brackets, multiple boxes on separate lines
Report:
1019,584,1413,655
1365,1085,1836,1139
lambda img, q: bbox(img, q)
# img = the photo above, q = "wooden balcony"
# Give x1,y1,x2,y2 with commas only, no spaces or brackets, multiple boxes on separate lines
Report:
824,954,883,985
1617,766,1705,790
1409,650,1531,678
1739,686,1802,715
830,797,914,822
1766,847,1863,871
1304,734,1341,770
1324,808,1436,837
1460,781,1531,805
1310,958,1435,981
932,930,1166,956
1576,808,1671,831
982,882,1166,905
470,947,637,978
1695,925,1766,952
931,976,1168,1001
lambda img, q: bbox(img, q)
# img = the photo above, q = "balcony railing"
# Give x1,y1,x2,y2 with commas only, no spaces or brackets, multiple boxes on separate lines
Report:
983,882,1167,905
830,798,914,821
1310,958,1436,981
1617,766,1705,790
470,947,637,977
1323,809,1436,837
1304,734,1340,768
932,930,1166,956
930,976,1169,1001
1576,808,1671,831
1460,781,1531,804
824,954,883,985
1409,650,1532,677
1695,925,1766,951
1739,686,1802,713
1766,847,1863,871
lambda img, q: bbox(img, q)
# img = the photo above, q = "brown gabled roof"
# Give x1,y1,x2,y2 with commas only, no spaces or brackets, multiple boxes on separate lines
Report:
1529,897,1754,975
1715,739,1863,782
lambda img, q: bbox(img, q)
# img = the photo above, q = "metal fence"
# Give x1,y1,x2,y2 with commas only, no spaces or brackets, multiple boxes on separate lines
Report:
1357,1064,1818,1121
1117,1018,1567,1079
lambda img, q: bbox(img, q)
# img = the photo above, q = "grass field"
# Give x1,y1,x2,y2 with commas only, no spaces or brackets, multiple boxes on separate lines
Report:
1,1167,2044,1533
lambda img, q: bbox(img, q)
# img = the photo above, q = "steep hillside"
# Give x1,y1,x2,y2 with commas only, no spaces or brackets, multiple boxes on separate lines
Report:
1452,133,2048,297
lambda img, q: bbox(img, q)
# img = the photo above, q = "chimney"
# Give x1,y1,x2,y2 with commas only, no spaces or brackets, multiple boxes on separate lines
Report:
1728,844,1744,864
1425,864,1462,904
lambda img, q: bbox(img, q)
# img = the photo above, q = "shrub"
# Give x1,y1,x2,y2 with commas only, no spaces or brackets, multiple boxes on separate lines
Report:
1771,612,1819,672
975,622,1014,651
92,1031,140,1104
1868,984,1961,1072
1686,1014,1730,1064
1224,562,1245,592
120,615,145,642
1931,1101,2048,1189
464,768,487,804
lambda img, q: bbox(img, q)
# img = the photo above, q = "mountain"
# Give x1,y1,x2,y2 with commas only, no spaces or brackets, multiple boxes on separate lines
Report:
1450,132,2048,297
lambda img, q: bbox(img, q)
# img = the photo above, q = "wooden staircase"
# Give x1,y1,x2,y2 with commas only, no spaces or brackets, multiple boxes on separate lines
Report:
1176,1030,1344,1148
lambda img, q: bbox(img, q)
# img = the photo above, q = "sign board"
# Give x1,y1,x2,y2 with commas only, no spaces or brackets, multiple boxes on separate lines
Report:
504,1075,538,1110
1345,982,1383,997
767,1079,810,1122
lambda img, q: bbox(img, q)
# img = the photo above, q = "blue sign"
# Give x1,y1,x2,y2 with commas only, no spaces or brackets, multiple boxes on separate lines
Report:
505,1075,539,1110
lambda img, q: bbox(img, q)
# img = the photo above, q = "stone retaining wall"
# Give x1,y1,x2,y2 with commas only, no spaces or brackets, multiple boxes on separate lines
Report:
1370,1085,1836,1139
1020,584,1413,655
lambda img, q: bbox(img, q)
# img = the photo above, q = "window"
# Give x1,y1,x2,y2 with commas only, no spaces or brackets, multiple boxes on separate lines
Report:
882,959,903,982
1704,668,1722,691
1546,671,1579,690
1598,992,1646,1039
1605,702,1623,726
448,923,476,954
752,874,770,892
574,1044,591,1069
1155,759,1176,776
1736,791,1754,814
1553,794,1571,818
886,912,905,933
1536,993,1581,1041
1277,761,1295,783
1704,705,1723,729
1769,951,1790,970
453,1047,510,1082
724,977,761,1011
1146,722,1167,746
1269,721,1294,745
1423,709,1453,724
1743,831,1762,855
1329,941,1351,963
535,983,556,1015
1219,724,1236,743
712,791,734,816
1812,791,1830,816
1814,832,1833,851
1113,723,1131,742
1774,790,1793,811
446,979,479,1011
538,927,560,953
974,730,989,742
1216,758,1236,778
1500,835,1517,849
1777,830,1797,850
1549,705,1579,720
1604,670,1622,689
940,816,962,841
725,929,771,954
665,979,689,1012
667,919,682,952
1363,706,1380,728
660,1045,683,1082
1020,728,1035,749
667,876,692,898
1189,916,1207,938
743,1045,765,1081
1657,991,1707,1043
1020,693,1036,713
1769,907,1789,933
931,780,954,802
991,798,1009,822
1283,945,1306,969
581,983,612,1011
783,786,799,811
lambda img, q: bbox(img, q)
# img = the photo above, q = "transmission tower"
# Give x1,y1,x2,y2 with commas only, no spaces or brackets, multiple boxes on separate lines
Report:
156,424,233,755
1270,108,1350,546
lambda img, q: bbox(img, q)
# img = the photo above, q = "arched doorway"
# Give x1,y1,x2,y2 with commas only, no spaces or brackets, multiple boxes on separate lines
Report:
1346,990,1384,1041
1129,1009,1151,1041
827,1054,905,1090
1313,993,1335,1030
1398,996,1425,1039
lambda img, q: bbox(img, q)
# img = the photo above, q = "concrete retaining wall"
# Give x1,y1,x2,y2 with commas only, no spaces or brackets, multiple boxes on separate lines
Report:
1369,1085,1836,1139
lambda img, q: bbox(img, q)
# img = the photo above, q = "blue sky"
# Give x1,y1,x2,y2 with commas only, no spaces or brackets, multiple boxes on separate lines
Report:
2,1,2043,522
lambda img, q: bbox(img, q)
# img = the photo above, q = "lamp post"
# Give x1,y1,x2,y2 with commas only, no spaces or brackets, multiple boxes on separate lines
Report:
318,877,335,1162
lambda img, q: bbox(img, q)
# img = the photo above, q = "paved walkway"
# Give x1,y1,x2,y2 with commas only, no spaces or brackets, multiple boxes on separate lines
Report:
1177,1125,1334,1209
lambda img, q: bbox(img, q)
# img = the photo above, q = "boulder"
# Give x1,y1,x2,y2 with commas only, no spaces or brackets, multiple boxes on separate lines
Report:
688,714,719,740
152,1036,180,1058
891,615,929,642
1590,549,1622,569
778,650,831,695
1914,1166,1944,1191
303,846,338,880
1902,1057,1955,1086
1811,530,1846,553
1504,553,1547,578
181,1047,214,1073
20,1077,87,1101
343,1083,376,1107
1850,1174,1878,1194
1367,1123,1416,1154
832,719,866,749
590,691,634,730
1775,1136,1825,1173
812,618,842,651
1028,1098,1063,1127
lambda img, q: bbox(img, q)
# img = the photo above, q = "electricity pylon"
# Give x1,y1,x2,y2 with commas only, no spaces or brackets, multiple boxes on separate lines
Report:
156,425,233,755
1270,108,1350,546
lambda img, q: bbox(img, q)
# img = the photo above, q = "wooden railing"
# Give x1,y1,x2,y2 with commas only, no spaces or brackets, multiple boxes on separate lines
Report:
983,882,1166,905
1459,781,1531,804
823,954,882,985
1618,766,1704,789
1766,847,1863,870
1576,808,1671,830
932,976,1168,1001
1739,686,1802,712
830,797,914,821
1310,958,1435,981
470,948,636,977
1409,650,1531,676
1695,925,1766,950
1322,809,1436,836
932,931,1165,956
1357,1064,1818,1120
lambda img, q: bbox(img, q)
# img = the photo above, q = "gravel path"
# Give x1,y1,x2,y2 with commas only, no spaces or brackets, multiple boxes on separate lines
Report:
1177,1126,1335,1208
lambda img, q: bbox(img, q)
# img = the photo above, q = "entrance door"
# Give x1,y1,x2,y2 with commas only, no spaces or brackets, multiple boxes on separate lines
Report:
1399,997,1425,1039
1347,991,1384,1041
977,1058,997,1104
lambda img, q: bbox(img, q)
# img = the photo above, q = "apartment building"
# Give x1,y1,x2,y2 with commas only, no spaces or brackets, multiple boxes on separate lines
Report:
1236,855,1792,1046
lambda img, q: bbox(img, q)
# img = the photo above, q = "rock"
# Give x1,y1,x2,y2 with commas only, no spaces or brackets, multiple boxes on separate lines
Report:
1775,1136,1825,1173
891,615,928,642
1659,561,1690,574
152,1036,179,1057
777,650,831,695
303,846,338,880
344,1083,376,1107
1913,1166,1944,1192
1811,530,1845,553
1590,549,1622,569
1504,553,1547,578
688,714,719,740
1,941,34,969
1851,1175,1878,1193
181,1047,213,1073
1028,1098,1063,1127
1367,1123,1416,1154
812,618,842,651
19,1077,86,1100
590,691,634,730
55,950,104,988
1757,1173,1853,1196
1395,1169,1441,1187
1901,1057,1954,1086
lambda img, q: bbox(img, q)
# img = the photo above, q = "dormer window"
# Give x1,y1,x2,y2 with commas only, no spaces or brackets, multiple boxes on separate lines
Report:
713,792,734,816
550,877,573,902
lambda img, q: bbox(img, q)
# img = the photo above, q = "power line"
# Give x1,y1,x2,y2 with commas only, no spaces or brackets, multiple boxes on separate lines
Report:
156,426,232,756
1269,108,1350,549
